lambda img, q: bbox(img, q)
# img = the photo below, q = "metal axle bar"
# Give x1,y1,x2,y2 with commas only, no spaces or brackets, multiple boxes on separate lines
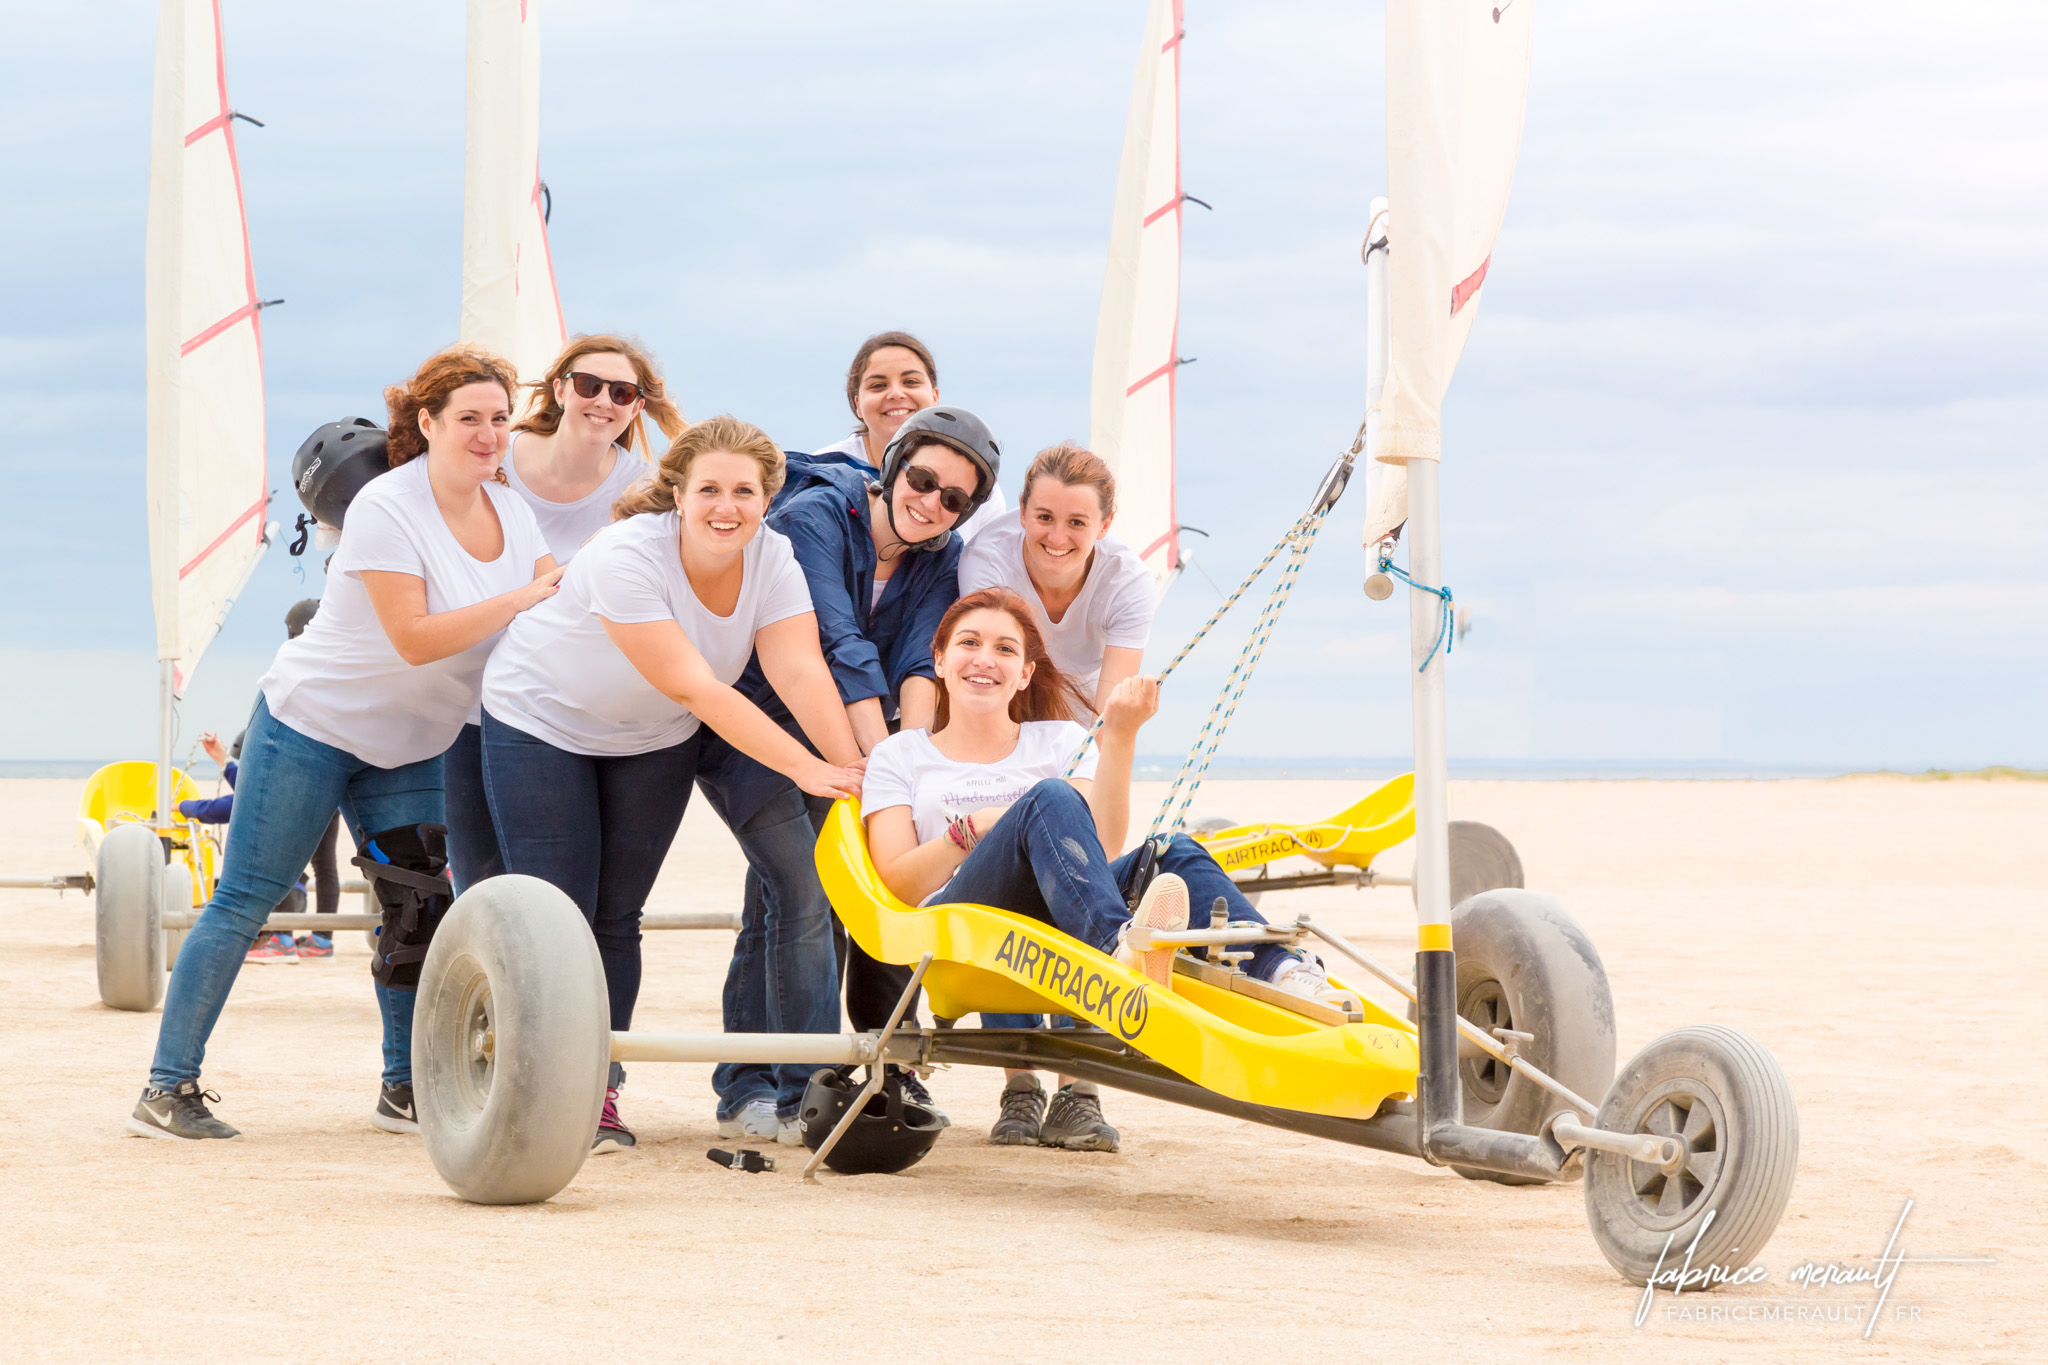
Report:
0,875,94,891
608,1029,924,1066
1552,1115,1681,1170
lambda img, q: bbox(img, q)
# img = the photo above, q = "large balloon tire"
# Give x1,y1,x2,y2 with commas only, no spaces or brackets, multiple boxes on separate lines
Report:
95,823,165,1012
1442,889,1616,1185
162,860,194,970
1413,820,1525,911
414,875,610,1205
1583,1025,1799,1285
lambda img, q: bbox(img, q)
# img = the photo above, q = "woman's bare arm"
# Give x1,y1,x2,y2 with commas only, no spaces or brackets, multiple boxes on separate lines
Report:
361,555,561,666
754,613,864,766
865,804,966,906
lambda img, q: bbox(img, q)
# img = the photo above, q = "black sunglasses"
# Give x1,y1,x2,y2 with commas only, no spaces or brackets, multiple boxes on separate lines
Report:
902,463,976,517
565,372,646,406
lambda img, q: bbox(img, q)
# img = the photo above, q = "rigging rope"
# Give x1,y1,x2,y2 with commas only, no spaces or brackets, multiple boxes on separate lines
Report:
1373,546,1455,673
1063,453,1356,838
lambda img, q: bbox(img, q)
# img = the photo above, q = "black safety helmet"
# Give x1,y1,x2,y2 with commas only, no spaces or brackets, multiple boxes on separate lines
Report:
875,405,1001,549
292,418,389,529
798,1066,945,1175
284,598,320,639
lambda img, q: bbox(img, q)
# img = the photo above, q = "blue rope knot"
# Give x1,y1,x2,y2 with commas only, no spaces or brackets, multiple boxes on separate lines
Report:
1376,548,1455,672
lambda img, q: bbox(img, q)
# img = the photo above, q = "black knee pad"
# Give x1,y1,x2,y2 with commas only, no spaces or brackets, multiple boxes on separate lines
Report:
353,823,453,992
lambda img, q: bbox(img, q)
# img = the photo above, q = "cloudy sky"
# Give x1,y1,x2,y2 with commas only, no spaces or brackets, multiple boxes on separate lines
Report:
2,1,2042,769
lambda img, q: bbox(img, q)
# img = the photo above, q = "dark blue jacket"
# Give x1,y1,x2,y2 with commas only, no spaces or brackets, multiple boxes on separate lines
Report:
704,452,962,826
178,760,237,825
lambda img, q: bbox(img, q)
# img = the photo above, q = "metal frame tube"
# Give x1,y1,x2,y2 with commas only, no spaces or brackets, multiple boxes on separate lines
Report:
155,660,175,830
608,1031,921,1067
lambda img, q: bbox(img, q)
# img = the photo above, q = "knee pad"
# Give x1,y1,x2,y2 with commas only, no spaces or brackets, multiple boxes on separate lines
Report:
353,823,453,992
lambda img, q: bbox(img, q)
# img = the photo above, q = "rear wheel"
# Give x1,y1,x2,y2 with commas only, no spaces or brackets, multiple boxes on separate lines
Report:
1412,820,1524,911
1441,889,1615,1184
95,823,166,1011
413,875,610,1205
1583,1026,1799,1284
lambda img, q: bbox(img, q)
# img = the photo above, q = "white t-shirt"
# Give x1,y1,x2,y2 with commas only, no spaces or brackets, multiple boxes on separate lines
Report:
502,432,652,564
861,721,1100,903
812,431,1009,543
958,518,1154,702
482,512,814,756
260,457,549,769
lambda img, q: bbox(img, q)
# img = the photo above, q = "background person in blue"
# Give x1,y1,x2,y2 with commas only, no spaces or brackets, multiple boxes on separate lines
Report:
699,405,1002,1124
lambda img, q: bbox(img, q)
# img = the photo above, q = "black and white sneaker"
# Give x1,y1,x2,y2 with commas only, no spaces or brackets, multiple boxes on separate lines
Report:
371,1081,419,1135
894,1067,950,1128
128,1081,242,1141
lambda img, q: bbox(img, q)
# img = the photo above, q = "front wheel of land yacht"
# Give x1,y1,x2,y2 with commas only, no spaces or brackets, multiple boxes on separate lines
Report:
413,875,609,1205
95,823,165,1011
1583,1025,1799,1285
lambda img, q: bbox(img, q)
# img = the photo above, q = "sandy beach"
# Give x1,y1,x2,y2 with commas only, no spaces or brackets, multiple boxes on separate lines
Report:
1,774,2041,1362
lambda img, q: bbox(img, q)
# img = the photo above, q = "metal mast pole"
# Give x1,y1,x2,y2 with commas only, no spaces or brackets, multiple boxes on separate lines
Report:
156,662,175,826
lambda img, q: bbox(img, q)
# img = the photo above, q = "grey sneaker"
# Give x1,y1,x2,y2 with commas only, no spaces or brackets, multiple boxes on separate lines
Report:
895,1068,950,1128
128,1081,242,1141
1041,1084,1120,1152
371,1082,419,1135
990,1073,1046,1146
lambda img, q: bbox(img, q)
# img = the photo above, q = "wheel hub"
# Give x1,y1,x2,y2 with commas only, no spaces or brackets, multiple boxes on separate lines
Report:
1458,978,1512,1106
1621,1082,1727,1227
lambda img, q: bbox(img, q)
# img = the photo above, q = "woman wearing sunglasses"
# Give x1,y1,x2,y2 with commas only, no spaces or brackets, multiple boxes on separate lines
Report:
129,347,560,1142
808,331,1008,543
958,441,1157,1149
698,405,1002,1136
442,336,686,897
480,416,865,1153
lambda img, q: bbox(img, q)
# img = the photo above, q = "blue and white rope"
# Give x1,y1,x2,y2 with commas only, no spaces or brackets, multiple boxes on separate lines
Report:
1375,547,1455,673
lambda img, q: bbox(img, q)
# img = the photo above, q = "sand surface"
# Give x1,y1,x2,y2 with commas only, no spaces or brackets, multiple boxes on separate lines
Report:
1,775,2041,1362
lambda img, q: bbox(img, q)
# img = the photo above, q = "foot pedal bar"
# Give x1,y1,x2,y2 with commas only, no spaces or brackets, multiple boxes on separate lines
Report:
803,952,934,1183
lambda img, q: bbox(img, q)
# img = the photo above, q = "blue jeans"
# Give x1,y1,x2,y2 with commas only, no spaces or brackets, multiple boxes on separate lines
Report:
150,696,443,1089
442,722,505,896
480,710,700,1032
946,780,1296,986
695,777,843,1120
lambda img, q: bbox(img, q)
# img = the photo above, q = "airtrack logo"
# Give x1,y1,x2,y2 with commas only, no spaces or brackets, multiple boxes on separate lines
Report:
993,929,1149,1042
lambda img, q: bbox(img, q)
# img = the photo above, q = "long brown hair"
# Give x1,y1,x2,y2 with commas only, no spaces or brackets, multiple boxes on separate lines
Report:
516,333,687,456
612,414,785,520
1021,441,1117,520
930,588,1089,731
844,330,938,432
383,346,520,481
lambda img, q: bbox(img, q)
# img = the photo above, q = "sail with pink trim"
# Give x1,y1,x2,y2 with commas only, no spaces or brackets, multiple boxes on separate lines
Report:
1089,0,1187,596
461,0,567,384
144,0,274,699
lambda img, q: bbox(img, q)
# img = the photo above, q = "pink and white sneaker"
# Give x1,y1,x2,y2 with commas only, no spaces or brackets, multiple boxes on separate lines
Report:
1114,872,1189,989
244,932,298,964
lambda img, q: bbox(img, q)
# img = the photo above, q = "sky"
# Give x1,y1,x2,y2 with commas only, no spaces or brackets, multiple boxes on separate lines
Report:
1,0,2043,769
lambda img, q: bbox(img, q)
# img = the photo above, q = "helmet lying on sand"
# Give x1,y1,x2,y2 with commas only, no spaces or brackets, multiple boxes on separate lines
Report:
799,1066,946,1175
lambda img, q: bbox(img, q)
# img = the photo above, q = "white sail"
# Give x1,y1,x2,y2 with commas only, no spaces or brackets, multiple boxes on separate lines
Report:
1364,0,1534,545
1089,0,1185,595
461,0,566,386
144,0,271,698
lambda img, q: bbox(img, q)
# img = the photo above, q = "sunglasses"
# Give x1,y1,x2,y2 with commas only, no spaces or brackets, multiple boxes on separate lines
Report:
902,463,977,518
565,372,646,406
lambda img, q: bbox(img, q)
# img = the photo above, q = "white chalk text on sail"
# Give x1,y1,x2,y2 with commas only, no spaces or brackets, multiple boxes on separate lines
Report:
144,0,272,698
461,0,566,384
1362,0,1534,546
1090,0,1186,595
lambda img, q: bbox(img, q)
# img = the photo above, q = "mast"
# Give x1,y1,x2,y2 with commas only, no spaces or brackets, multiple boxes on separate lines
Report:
462,0,566,385
145,0,273,817
1375,0,1533,1135
1089,0,1187,595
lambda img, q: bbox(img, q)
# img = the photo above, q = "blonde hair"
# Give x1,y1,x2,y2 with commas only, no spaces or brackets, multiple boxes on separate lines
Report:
613,415,786,520
383,347,520,482
516,333,687,456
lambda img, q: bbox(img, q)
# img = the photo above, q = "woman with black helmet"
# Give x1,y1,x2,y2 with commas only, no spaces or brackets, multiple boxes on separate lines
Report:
439,335,684,898
808,331,1008,543
128,346,561,1143
699,402,1000,1139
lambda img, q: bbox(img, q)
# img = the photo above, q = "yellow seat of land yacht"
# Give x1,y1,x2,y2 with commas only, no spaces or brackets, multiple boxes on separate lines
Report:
815,799,1421,1119
78,760,215,906
1187,772,1416,876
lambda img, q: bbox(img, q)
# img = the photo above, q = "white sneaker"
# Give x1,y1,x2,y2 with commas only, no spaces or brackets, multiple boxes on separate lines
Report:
717,1097,779,1140
776,1116,805,1147
1114,872,1189,988
1267,955,1362,1012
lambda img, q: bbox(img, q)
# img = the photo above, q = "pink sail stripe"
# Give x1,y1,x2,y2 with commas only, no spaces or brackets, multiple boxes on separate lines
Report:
1125,357,1175,398
178,495,266,580
1450,254,1490,317
180,301,256,356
